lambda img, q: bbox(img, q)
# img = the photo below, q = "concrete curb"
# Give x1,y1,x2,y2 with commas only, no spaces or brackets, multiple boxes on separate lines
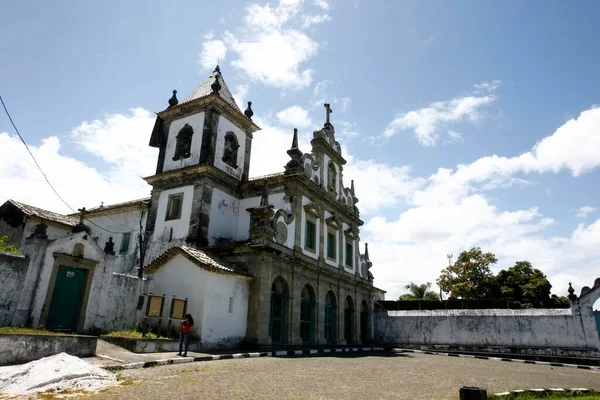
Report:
492,387,596,397
394,348,600,371
103,347,386,371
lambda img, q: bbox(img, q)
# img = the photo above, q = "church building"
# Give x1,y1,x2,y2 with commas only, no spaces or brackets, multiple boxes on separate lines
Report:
0,66,385,348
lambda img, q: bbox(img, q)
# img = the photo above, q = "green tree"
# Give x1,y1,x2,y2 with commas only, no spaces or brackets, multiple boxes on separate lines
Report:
492,261,552,308
399,282,440,301
0,235,20,255
437,247,497,299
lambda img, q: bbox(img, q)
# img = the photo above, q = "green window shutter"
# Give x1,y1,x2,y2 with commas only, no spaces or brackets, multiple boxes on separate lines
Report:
327,233,335,258
120,232,131,253
345,242,353,267
305,221,315,250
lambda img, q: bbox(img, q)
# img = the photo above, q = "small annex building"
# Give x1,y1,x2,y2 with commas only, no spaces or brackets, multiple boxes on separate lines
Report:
0,65,385,349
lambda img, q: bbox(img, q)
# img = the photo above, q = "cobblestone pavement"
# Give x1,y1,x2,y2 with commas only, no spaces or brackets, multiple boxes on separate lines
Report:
88,352,600,400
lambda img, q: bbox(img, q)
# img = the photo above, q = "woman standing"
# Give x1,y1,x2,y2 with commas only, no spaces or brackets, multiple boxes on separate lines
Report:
178,313,194,357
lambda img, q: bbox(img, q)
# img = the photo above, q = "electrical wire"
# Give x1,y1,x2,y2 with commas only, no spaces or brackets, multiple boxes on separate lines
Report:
1,94,140,235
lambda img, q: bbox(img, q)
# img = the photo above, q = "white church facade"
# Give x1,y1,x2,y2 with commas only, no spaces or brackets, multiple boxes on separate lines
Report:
0,66,385,348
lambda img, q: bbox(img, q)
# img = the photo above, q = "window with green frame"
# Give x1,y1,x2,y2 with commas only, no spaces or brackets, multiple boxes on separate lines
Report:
327,232,336,259
305,220,316,251
120,232,131,253
345,241,353,267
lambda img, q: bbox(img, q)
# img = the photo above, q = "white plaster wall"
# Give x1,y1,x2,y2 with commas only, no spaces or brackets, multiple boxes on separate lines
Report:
208,189,240,245
213,117,246,180
162,112,206,173
374,308,600,351
21,219,71,249
153,186,195,242
86,209,147,256
30,233,105,327
146,255,205,337
201,272,249,345
147,254,249,344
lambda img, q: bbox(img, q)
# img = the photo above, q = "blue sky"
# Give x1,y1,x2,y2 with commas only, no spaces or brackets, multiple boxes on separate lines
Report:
1,0,599,301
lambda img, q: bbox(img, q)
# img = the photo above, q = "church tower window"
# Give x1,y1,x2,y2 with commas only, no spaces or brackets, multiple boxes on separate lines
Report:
222,131,239,168
173,124,194,160
166,193,183,220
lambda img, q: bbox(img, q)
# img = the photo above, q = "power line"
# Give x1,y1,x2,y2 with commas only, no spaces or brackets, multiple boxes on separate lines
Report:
0,94,138,235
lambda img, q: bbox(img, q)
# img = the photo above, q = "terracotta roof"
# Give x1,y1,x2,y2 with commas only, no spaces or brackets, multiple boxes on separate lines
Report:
145,245,252,278
67,197,151,215
182,69,240,111
248,172,285,181
5,199,78,227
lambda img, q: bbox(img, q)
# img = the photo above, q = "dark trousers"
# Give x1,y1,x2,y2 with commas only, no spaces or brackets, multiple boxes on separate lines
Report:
179,332,189,356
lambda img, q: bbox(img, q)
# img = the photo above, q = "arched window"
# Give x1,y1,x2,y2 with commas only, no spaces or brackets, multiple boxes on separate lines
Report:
222,131,239,168
270,277,289,344
324,291,337,345
327,161,337,194
173,124,193,160
300,285,315,344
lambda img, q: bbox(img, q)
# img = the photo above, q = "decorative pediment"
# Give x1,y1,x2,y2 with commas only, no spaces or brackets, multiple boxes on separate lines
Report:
344,226,358,240
303,202,321,218
326,214,342,230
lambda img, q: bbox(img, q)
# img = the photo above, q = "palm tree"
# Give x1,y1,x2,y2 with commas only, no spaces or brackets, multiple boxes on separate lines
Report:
399,282,440,301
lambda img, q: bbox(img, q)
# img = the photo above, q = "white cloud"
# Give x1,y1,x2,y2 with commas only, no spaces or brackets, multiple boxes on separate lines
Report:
233,84,249,109
338,97,351,112
575,206,596,219
314,0,329,10
199,40,227,70
383,82,500,146
444,130,464,145
365,105,600,298
199,0,329,90
423,33,437,48
0,109,156,214
276,105,313,128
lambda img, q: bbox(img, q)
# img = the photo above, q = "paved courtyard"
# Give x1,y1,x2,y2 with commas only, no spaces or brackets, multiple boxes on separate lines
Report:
87,352,600,400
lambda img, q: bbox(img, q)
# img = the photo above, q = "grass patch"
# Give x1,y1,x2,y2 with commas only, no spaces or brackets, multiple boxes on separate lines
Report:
0,326,69,336
490,390,600,399
104,330,170,340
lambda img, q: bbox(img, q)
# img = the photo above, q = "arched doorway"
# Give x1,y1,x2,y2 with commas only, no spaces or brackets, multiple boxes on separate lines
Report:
360,300,369,344
344,296,354,344
324,291,337,345
300,285,316,344
270,277,289,344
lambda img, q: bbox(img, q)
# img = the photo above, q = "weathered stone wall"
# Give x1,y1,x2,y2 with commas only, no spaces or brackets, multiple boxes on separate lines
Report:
0,334,97,366
374,307,600,352
0,253,29,325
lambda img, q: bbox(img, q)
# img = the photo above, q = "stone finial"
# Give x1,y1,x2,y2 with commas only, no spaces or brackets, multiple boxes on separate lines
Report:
211,75,222,94
365,243,370,261
168,90,178,108
260,180,270,207
72,207,90,234
244,101,254,120
104,237,115,255
291,128,299,150
214,64,221,74
351,179,355,194
567,282,577,301
77,207,87,225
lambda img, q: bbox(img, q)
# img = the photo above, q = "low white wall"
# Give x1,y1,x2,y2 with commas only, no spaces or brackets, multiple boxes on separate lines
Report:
374,308,600,351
